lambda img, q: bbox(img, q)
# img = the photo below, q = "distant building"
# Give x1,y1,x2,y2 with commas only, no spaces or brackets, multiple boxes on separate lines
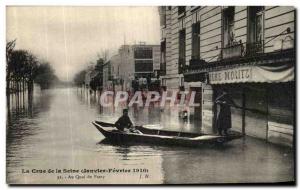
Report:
109,43,160,91
102,61,112,90
159,6,295,146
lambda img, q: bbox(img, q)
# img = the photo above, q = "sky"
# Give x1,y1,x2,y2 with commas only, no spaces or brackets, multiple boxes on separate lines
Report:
6,6,161,81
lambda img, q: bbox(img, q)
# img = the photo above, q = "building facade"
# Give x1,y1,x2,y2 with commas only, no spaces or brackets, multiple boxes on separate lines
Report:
109,43,160,91
159,6,295,146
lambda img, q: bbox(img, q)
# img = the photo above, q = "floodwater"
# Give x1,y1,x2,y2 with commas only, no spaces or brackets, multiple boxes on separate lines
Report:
6,88,294,184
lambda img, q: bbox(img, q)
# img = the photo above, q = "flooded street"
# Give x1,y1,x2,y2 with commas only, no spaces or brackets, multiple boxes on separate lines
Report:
6,88,294,184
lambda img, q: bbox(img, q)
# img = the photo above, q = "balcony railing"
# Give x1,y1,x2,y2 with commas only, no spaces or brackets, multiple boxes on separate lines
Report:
246,41,263,56
222,43,243,59
184,48,295,74
189,58,207,69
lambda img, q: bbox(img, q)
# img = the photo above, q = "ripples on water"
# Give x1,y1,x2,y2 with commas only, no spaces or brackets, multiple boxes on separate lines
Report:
6,88,294,184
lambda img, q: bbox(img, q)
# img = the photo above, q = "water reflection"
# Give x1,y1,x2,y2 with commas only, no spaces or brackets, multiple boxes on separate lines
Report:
7,88,165,184
6,88,294,184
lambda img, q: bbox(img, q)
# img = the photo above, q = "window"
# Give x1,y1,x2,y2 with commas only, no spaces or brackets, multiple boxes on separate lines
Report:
248,7,264,43
178,6,185,15
191,22,200,59
178,29,186,73
223,7,235,47
134,48,153,59
247,6,264,54
135,60,153,72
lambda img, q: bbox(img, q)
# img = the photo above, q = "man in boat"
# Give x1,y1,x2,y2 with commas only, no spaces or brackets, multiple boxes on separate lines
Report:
115,109,142,134
214,90,238,136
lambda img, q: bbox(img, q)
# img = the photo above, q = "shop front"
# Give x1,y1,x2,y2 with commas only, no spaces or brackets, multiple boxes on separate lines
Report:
208,63,295,146
184,51,295,146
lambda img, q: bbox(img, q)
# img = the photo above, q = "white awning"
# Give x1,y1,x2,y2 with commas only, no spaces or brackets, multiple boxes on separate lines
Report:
209,63,294,84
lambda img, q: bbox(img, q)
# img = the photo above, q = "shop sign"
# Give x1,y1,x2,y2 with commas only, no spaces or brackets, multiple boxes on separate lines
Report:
208,64,294,84
209,67,253,84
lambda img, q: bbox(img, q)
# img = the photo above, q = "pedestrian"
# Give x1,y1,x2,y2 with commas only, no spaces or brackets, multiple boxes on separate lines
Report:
214,89,237,136
182,110,188,121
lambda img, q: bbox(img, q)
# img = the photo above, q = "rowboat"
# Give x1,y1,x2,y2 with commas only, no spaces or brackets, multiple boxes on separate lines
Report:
92,121,242,147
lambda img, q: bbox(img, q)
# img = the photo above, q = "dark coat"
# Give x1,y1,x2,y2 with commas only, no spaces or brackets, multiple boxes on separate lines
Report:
215,94,235,130
115,115,133,131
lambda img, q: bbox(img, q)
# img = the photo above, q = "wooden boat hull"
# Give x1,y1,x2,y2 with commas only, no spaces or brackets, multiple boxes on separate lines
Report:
92,121,242,147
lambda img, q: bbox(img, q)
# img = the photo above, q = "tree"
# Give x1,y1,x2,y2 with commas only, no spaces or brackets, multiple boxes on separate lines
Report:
89,58,104,91
73,52,108,91
6,39,16,109
34,62,58,89
6,40,16,83
7,47,57,91
73,70,86,86
97,49,109,63
6,39,59,113
8,50,35,93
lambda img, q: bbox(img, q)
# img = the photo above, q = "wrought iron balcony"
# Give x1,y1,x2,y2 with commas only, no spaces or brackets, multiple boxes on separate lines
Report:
222,43,243,59
189,58,207,69
246,41,263,56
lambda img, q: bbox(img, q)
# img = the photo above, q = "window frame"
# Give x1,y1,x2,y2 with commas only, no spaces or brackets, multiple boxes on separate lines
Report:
247,6,265,54
222,6,235,48
178,6,186,18
178,29,186,73
191,21,201,60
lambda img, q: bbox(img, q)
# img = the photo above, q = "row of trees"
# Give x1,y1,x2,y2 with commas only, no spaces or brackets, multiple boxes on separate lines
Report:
89,58,104,91
73,58,104,91
6,40,59,108
73,51,109,92
73,70,86,87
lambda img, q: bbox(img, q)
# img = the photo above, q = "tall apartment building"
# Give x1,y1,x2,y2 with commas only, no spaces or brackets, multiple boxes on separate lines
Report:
159,6,295,146
109,43,160,91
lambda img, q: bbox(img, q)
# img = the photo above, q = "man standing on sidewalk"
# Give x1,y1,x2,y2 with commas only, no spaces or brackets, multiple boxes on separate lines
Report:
215,90,237,136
